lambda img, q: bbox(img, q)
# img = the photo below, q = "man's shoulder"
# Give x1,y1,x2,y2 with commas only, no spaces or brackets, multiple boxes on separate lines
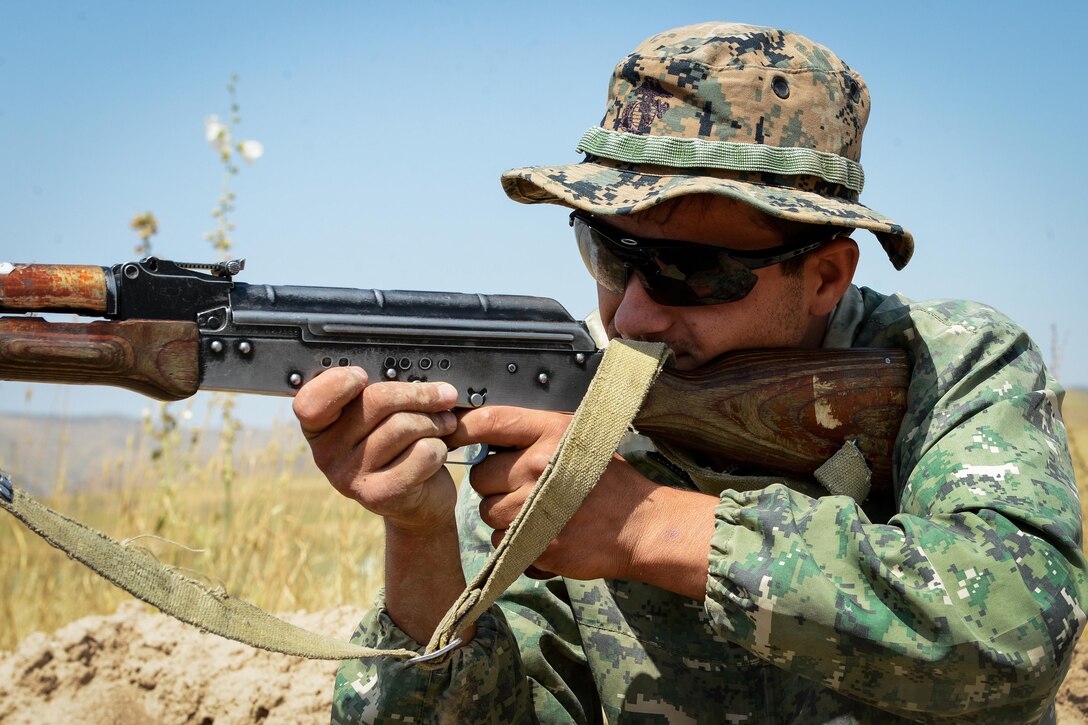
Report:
851,287,1054,424
854,287,1030,353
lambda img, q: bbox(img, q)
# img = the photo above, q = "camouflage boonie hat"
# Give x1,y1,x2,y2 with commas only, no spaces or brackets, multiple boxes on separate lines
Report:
501,22,913,269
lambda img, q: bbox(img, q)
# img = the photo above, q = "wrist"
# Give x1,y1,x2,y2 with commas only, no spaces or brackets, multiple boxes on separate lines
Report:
383,516,468,644
625,484,716,600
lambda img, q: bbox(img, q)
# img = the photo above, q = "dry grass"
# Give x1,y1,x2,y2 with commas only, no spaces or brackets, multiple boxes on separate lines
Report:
0,405,389,651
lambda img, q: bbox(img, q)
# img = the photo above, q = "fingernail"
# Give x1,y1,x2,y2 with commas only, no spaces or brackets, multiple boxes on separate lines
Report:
437,382,458,402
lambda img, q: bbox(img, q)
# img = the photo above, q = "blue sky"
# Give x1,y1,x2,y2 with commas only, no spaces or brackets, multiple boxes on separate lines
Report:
1,1,1085,426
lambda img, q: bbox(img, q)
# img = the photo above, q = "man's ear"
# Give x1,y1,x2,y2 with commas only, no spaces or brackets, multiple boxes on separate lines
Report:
806,237,859,317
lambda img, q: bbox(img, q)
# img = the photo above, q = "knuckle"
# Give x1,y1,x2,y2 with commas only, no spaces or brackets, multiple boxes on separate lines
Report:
386,411,431,441
356,476,394,510
419,437,449,468
293,368,365,423
433,411,457,435
478,495,496,524
526,449,553,476
473,406,502,434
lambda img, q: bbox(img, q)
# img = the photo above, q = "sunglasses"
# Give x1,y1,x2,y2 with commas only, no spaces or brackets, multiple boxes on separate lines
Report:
570,211,830,307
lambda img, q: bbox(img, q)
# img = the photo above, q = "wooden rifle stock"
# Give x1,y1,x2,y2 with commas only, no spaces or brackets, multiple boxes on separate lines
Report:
0,317,200,400
635,348,908,491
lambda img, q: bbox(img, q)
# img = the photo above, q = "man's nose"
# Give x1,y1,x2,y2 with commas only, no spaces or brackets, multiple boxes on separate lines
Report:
611,273,673,340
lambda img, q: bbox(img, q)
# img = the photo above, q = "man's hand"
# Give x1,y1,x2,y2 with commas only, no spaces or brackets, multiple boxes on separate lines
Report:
292,367,459,532
292,367,470,644
450,407,716,597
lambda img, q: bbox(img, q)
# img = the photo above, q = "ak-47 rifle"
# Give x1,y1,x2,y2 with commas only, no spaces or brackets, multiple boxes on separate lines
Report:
0,257,909,491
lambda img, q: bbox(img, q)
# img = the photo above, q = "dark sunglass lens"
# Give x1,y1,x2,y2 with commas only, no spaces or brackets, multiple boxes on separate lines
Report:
571,214,761,306
573,220,628,294
641,248,758,306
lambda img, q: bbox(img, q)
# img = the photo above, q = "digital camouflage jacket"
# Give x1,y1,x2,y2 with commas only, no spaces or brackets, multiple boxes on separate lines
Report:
331,286,1086,724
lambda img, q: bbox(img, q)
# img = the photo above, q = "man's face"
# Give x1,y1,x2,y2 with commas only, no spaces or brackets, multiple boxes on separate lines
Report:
595,196,832,370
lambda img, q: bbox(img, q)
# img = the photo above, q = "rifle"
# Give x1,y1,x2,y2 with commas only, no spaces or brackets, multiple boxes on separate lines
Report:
0,257,909,492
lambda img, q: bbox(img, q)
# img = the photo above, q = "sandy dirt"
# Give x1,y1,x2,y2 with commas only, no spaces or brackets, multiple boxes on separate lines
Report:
0,602,364,724
1059,634,1088,724
2,601,1087,723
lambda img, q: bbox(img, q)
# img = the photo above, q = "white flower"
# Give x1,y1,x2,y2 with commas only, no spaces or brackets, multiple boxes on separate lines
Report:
237,139,264,163
204,115,232,157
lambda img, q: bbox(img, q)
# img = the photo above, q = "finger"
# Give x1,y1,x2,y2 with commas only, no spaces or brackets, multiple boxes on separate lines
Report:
478,488,530,530
447,406,570,450
321,380,458,452
342,436,453,519
354,381,459,437
374,437,452,502
469,447,552,497
358,410,457,472
293,367,368,439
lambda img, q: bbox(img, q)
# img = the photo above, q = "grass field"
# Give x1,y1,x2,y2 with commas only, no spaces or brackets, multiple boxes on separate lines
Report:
0,409,388,651
1,390,1086,652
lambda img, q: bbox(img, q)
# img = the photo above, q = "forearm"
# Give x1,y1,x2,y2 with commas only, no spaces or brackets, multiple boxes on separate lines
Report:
625,484,715,600
384,518,475,645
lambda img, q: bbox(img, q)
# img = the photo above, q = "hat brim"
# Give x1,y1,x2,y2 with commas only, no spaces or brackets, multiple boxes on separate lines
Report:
501,160,913,270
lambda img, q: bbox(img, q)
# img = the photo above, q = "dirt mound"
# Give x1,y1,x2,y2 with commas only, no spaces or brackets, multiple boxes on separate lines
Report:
3,602,1088,723
0,602,364,724
1060,633,1088,724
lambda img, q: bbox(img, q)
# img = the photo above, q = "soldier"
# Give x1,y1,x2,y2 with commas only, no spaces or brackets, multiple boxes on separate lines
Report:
294,22,1085,723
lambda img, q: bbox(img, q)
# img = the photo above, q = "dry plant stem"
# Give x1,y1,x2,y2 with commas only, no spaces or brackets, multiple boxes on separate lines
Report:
383,518,475,646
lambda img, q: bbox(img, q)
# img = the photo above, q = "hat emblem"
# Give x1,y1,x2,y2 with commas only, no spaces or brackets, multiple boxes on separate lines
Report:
616,80,670,135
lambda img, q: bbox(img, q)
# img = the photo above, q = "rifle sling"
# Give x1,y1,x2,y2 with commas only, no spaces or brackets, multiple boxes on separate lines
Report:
0,339,669,662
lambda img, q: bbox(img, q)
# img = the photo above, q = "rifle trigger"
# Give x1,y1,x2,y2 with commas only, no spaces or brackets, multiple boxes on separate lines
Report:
447,444,489,466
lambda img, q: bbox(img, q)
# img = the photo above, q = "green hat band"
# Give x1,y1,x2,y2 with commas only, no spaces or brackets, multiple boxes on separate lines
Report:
576,127,866,193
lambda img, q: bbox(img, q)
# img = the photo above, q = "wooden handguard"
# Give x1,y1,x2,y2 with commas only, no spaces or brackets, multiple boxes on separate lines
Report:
0,317,200,400
0,264,110,314
637,348,909,491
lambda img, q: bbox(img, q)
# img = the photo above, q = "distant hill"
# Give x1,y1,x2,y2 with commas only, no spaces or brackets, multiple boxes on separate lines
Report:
0,412,317,496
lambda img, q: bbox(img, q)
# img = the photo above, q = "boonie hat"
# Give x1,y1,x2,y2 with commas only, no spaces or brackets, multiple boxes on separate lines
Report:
501,22,913,269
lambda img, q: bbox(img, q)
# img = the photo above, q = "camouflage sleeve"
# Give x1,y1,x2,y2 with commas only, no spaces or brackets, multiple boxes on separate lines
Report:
330,596,533,724
329,482,600,724
704,299,1087,722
